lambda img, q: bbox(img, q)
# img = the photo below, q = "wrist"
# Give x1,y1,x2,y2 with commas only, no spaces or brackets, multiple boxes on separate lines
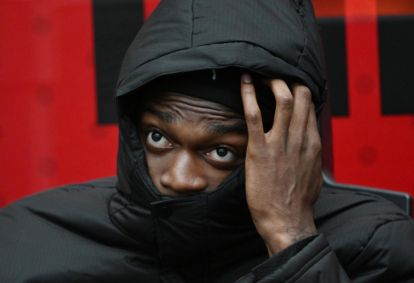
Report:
265,229,317,255
254,220,318,255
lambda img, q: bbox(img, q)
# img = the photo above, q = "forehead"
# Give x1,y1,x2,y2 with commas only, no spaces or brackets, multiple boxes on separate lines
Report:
143,92,243,121
140,92,247,135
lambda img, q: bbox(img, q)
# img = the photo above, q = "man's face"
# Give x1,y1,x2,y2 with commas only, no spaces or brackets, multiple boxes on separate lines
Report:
138,92,247,196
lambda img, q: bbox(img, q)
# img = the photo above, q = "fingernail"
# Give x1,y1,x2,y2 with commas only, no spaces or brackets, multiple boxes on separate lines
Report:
241,73,252,84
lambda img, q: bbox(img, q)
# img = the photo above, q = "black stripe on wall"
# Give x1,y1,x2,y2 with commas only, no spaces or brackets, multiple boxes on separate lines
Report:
379,15,414,115
318,18,349,117
93,0,143,124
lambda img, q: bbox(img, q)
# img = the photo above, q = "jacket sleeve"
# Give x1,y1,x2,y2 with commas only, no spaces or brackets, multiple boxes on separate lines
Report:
349,218,414,283
235,234,351,283
236,218,414,283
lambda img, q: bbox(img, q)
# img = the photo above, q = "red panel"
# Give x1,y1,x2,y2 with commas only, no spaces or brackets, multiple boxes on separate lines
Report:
378,0,414,15
313,0,414,17
0,0,118,207
313,0,345,17
332,0,414,196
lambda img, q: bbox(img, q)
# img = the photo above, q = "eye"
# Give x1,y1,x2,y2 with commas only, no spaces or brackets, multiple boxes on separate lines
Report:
146,130,172,149
206,147,237,163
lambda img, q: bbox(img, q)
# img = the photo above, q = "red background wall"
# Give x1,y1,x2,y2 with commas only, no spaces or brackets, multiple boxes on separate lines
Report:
0,0,413,207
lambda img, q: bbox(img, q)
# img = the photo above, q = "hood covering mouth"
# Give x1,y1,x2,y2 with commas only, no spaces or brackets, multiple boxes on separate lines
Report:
111,1,327,278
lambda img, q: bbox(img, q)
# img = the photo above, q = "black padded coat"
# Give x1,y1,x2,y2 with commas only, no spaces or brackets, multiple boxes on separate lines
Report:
1,0,414,282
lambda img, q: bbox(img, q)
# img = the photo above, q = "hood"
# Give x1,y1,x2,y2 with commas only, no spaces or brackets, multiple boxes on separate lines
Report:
111,0,326,280
117,0,327,105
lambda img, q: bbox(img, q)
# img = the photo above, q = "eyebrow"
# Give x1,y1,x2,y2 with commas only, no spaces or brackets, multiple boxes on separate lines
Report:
143,107,178,123
143,106,247,135
205,121,247,135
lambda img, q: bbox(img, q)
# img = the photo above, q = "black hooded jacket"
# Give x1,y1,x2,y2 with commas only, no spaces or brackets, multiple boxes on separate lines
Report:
1,0,414,282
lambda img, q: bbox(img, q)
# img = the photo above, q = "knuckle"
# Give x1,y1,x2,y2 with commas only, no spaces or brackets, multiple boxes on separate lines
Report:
301,88,312,100
245,110,261,125
270,80,294,107
247,143,267,159
293,84,312,96
278,93,293,107
309,139,322,154
242,84,255,94
293,85,312,103
302,85,312,93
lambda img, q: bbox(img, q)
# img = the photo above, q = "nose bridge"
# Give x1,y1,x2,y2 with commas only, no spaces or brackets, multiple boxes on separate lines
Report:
161,150,207,192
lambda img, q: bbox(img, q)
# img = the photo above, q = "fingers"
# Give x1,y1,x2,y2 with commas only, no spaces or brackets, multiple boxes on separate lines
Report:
241,73,264,144
287,84,312,152
241,74,316,155
305,104,321,158
269,79,294,144
306,106,323,197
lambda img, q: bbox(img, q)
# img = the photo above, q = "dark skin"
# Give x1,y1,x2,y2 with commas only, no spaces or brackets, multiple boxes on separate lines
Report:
139,73,322,254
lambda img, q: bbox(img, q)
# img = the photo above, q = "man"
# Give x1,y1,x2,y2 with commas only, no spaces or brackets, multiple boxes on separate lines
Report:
1,0,413,282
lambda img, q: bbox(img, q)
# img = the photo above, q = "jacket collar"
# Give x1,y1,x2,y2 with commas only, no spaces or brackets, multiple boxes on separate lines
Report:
110,114,267,279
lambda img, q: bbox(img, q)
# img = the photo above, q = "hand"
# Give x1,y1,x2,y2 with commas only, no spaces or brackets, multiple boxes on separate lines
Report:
240,73,322,255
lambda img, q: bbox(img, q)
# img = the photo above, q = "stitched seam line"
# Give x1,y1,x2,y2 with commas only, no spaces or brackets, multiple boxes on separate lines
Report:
286,246,331,283
191,0,195,48
108,198,143,244
347,218,407,274
295,0,307,68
